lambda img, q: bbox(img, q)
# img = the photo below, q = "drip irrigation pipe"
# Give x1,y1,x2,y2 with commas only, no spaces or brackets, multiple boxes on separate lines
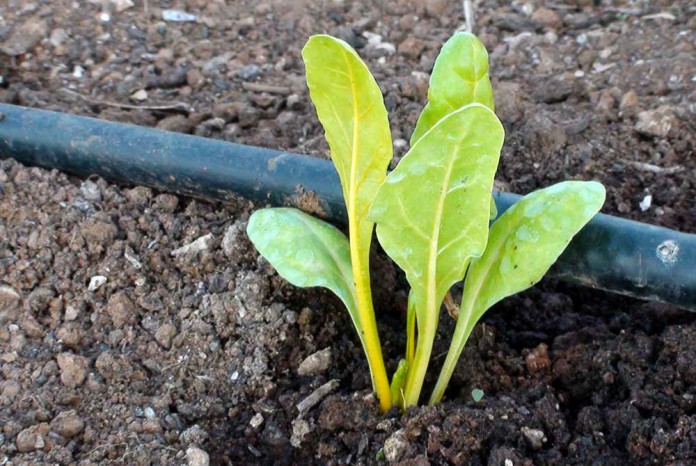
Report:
0,103,694,311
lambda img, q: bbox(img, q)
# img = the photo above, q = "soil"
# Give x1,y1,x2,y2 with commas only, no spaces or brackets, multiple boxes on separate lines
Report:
0,1,695,465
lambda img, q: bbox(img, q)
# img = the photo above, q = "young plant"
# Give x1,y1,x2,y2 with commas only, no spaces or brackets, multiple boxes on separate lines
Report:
246,32,606,412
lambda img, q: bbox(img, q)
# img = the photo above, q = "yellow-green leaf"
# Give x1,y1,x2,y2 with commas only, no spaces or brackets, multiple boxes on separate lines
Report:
302,35,392,255
411,32,494,146
303,34,394,411
370,103,504,405
370,104,504,320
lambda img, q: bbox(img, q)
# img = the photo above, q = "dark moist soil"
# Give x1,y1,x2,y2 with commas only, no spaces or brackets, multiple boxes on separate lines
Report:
0,1,695,465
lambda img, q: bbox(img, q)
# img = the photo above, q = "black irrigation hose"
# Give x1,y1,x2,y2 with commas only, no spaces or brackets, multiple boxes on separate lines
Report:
0,103,694,311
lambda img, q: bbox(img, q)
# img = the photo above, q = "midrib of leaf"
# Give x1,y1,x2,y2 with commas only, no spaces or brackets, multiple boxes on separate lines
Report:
404,142,460,407
425,143,461,329
470,43,479,108
336,45,391,411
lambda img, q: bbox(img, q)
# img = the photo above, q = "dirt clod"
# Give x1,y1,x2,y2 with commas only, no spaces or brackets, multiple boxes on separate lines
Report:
50,410,85,438
56,353,89,388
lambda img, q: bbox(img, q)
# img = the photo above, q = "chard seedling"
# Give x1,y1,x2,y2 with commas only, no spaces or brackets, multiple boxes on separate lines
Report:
247,32,605,412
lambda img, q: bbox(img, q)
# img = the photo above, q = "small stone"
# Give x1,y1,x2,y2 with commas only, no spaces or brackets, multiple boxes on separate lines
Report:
290,418,312,448
49,29,69,48
595,90,616,114
620,91,639,111
532,7,562,30
237,64,261,81
238,106,261,128
80,180,101,202
80,220,118,252
110,0,134,12
162,10,198,22
0,285,21,324
298,348,332,376
202,52,235,75
384,429,411,463
88,275,107,291
130,89,148,102
57,353,89,387
50,410,85,438
249,413,264,429
525,343,550,373
124,250,143,270
64,305,80,321
1,380,20,404
200,117,226,131
521,427,546,450
424,0,447,16
635,106,678,138
157,115,194,134
186,447,210,466
154,193,179,212
639,194,652,212
16,427,44,453
495,82,526,124
286,94,304,111
180,425,209,445
533,78,573,104
297,380,339,415
171,234,213,257
155,323,177,349
125,186,152,205
222,221,245,260
142,418,162,434
0,19,47,56
186,69,204,88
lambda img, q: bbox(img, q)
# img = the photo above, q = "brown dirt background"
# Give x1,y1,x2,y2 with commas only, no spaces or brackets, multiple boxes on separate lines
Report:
0,0,695,465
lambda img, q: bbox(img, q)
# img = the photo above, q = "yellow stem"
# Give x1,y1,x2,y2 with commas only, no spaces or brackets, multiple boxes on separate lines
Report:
350,228,391,412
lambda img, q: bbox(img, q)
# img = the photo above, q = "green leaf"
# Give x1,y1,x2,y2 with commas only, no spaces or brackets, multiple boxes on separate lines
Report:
430,181,605,404
370,104,503,406
471,389,485,402
246,208,363,346
411,32,494,146
370,103,504,320
462,181,606,320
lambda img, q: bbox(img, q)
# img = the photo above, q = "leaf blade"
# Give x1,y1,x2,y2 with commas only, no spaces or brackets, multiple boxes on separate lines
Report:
411,32,494,145
370,103,505,320
246,208,363,344
463,181,606,321
429,181,606,404
302,35,392,255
